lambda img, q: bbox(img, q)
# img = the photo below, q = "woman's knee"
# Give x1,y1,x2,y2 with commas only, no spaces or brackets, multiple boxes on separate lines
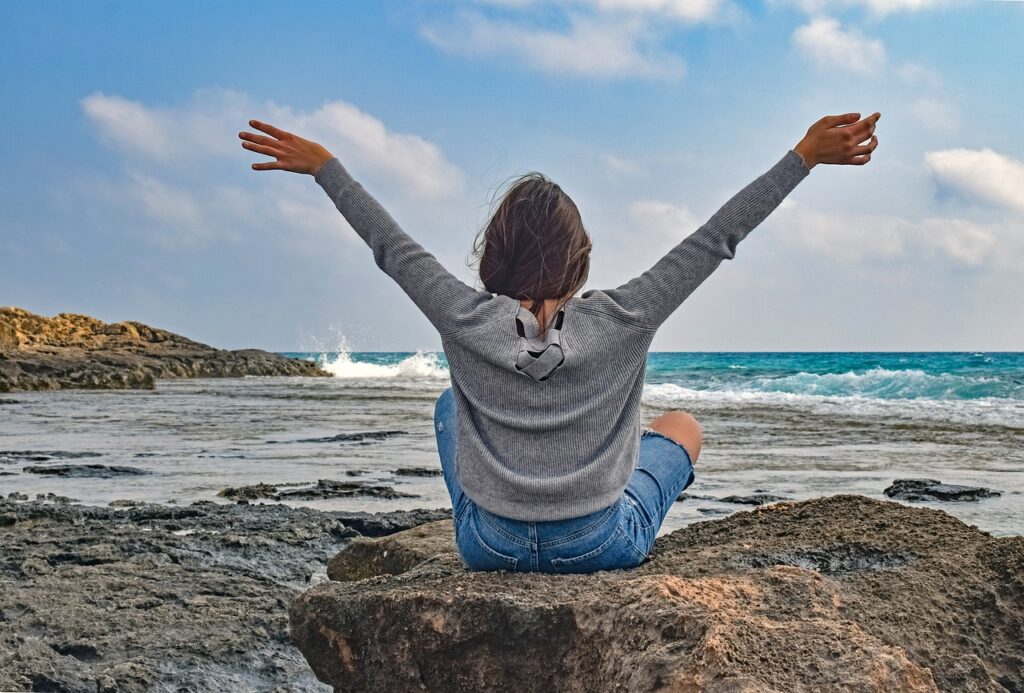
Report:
649,410,702,463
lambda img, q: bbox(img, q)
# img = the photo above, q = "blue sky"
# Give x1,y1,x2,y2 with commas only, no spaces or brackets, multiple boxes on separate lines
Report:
1,0,1022,351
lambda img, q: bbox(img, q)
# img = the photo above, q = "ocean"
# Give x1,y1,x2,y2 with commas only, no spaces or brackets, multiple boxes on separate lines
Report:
2,351,1021,536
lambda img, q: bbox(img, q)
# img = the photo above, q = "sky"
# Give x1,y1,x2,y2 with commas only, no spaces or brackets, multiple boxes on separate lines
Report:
1,0,1022,352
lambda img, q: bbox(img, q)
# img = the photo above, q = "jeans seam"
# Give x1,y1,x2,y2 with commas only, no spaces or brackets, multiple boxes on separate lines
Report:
550,525,627,569
479,510,534,548
536,498,622,549
469,521,518,568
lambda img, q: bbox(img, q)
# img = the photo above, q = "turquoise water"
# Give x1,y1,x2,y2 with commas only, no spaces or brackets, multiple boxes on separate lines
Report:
291,351,1024,401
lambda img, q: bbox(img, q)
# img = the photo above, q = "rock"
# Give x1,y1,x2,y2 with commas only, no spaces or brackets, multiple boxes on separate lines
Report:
218,479,419,502
23,463,150,478
393,466,443,477
718,492,792,505
290,495,1023,693
0,499,451,691
328,520,457,582
885,478,1002,502
0,306,331,392
292,430,408,444
7,491,29,501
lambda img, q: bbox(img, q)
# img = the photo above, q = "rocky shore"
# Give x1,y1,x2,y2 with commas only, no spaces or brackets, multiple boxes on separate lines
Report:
0,307,330,391
292,495,1023,693
0,497,451,692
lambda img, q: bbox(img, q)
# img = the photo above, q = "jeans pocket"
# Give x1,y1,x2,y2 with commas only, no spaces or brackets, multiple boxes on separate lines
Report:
549,525,646,574
456,507,518,572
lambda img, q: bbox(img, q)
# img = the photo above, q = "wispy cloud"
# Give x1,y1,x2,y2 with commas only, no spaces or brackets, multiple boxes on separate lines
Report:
422,11,686,79
76,87,465,250
792,16,886,74
775,199,1000,267
81,88,464,200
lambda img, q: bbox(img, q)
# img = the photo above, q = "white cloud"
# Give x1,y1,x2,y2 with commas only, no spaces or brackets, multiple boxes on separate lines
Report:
792,16,885,74
925,148,1024,214
775,199,999,266
629,198,699,239
422,12,686,79
788,0,954,17
81,93,174,161
80,87,464,200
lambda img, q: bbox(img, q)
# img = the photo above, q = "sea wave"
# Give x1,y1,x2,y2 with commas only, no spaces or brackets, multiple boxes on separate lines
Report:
318,350,449,380
741,367,1011,400
641,383,1024,428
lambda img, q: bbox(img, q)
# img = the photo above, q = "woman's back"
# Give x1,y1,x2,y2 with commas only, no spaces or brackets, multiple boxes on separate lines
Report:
311,147,812,521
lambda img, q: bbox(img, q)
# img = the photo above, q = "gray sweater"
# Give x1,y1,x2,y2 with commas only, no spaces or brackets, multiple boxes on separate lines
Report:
314,149,810,521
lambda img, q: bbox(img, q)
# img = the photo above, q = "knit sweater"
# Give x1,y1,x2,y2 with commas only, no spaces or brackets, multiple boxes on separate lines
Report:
314,148,811,521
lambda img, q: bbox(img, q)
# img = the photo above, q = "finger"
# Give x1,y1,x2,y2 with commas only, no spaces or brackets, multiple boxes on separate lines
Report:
847,153,872,166
848,120,877,143
239,131,279,147
251,161,284,171
241,141,283,157
851,135,877,156
824,112,860,128
249,119,291,140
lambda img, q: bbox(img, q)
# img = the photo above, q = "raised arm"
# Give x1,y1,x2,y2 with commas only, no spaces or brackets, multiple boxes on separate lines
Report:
603,111,880,330
240,119,488,338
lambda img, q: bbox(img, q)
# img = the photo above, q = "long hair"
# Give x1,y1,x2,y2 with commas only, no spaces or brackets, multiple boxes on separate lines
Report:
470,172,592,340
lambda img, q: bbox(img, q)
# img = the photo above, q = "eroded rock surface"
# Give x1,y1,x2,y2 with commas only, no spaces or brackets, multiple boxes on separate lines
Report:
291,495,1023,693
0,306,330,391
0,499,451,692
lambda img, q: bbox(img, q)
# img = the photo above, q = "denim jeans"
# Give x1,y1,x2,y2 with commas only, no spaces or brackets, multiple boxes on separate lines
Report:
433,387,695,574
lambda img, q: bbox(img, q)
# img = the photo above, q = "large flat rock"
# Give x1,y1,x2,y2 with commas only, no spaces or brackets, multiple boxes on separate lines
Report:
290,495,1023,693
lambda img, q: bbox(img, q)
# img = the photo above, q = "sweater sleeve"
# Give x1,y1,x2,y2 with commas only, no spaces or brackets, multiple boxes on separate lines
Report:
314,157,488,337
602,149,811,329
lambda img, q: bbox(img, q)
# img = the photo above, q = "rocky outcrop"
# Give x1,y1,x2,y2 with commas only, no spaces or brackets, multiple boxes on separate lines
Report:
0,498,452,692
0,306,330,391
290,495,1023,693
885,478,1002,502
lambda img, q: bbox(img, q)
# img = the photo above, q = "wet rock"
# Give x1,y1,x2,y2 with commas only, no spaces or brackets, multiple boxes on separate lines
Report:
108,499,143,508
885,478,1002,502
24,464,150,478
0,306,331,392
0,449,102,463
718,492,792,505
291,495,1023,693
218,479,419,502
393,466,442,477
7,491,29,501
0,397,20,404
269,430,408,444
34,492,77,504
0,498,451,691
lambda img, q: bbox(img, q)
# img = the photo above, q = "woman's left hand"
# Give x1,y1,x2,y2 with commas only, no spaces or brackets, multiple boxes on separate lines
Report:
239,119,334,175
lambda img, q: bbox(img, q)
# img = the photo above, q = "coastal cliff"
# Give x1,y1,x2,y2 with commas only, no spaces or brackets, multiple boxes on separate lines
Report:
291,495,1023,693
0,307,330,391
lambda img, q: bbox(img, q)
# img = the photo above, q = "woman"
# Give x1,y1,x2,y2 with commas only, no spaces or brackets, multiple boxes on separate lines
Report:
239,110,880,573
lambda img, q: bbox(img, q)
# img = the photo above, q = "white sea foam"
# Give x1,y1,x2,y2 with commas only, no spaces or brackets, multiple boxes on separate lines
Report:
319,346,449,381
641,383,1024,428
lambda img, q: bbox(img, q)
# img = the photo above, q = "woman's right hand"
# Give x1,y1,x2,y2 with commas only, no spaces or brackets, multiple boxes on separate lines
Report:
793,112,880,169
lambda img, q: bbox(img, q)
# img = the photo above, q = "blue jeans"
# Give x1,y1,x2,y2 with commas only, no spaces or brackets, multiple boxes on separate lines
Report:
433,387,695,574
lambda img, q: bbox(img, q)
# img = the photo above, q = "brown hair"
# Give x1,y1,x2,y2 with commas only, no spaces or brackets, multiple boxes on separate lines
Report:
470,172,592,340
